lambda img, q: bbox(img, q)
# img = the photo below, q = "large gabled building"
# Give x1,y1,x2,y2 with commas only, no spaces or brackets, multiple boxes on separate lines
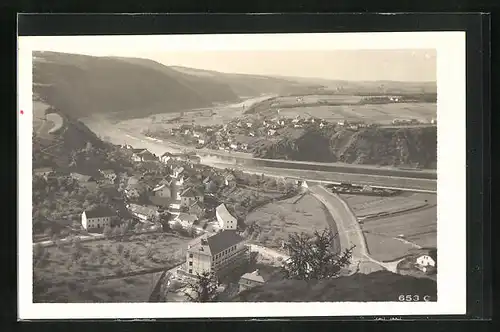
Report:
183,230,249,278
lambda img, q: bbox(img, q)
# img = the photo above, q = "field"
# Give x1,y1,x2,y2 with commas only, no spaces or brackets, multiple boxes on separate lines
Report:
244,193,332,248
340,192,435,217
274,95,365,105
270,102,436,125
34,233,190,302
34,272,164,303
341,193,437,261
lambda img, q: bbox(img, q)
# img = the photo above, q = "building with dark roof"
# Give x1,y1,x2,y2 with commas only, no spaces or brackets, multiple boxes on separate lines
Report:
184,230,248,278
180,187,204,207
238,270,266,293
81,206,116,230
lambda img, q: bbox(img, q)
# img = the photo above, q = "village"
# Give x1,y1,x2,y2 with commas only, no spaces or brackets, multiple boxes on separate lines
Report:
144,113,376,154
33,141,318,301
33,139,437,302
144,107,434,155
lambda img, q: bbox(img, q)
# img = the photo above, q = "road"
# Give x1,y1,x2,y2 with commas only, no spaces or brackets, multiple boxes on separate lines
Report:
308,185,402,273
248,244,290,261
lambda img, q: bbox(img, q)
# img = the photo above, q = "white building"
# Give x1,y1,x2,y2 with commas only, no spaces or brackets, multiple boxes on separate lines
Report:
416,255,436,272
216,203,237,230
184,230,248,277
81,206,115,230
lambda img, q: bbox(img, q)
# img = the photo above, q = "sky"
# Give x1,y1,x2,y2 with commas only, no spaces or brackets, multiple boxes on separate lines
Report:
144,50,436,82
28,35,436,82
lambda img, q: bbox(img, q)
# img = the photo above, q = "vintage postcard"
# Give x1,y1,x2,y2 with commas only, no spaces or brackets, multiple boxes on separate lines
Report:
18,32,466,319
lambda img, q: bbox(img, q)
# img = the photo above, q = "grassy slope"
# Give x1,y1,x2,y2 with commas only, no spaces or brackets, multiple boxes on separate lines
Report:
232,270,437,302
32,51,240,120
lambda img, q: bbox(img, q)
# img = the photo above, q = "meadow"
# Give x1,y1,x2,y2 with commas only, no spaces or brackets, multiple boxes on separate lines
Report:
340,192,437,261
244,193,332,249
270,102,436,124
33,233,190,302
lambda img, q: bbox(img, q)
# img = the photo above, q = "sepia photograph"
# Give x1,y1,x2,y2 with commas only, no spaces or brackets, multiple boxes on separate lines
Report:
18,32,466,319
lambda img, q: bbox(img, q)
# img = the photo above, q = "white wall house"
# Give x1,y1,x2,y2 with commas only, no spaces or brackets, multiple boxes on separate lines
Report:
416,255,436,269
216,203,237,230
81,206,115,230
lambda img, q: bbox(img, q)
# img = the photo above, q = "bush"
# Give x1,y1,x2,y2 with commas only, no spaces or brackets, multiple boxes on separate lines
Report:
116,243,124,255
103,226,112,238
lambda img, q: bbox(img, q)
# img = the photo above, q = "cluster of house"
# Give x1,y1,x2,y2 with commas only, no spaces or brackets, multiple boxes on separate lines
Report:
120,145,202,165
391,118,423,125
162,115,337,153
335,119,371,130
33,166,118,190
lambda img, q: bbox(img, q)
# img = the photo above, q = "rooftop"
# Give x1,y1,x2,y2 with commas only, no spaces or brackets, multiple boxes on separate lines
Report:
180,187,202,198
128,204,158,216
188,230,245,256
176,213,198,224
85,206,115,218
216,203,237,222
241,270,265,283
71,172,95,182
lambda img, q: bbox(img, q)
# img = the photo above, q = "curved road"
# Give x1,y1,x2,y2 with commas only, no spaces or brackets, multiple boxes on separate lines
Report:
309,185,402,273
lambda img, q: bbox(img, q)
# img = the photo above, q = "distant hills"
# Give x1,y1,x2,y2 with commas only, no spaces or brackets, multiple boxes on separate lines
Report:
32,51,321,121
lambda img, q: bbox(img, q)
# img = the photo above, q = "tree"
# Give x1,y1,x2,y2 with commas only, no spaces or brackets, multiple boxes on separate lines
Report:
112,226,122,238
184,271,221,302
103,225,112,238
281,228,354,280
134,222,143,233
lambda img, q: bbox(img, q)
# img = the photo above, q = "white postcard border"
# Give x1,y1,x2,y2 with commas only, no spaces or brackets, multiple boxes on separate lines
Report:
18,31,466,319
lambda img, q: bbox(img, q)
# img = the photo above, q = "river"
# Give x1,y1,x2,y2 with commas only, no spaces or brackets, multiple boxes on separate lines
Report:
81,95,437,192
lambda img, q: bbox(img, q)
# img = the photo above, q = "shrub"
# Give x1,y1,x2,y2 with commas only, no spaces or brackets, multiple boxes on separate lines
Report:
103,226,112,238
